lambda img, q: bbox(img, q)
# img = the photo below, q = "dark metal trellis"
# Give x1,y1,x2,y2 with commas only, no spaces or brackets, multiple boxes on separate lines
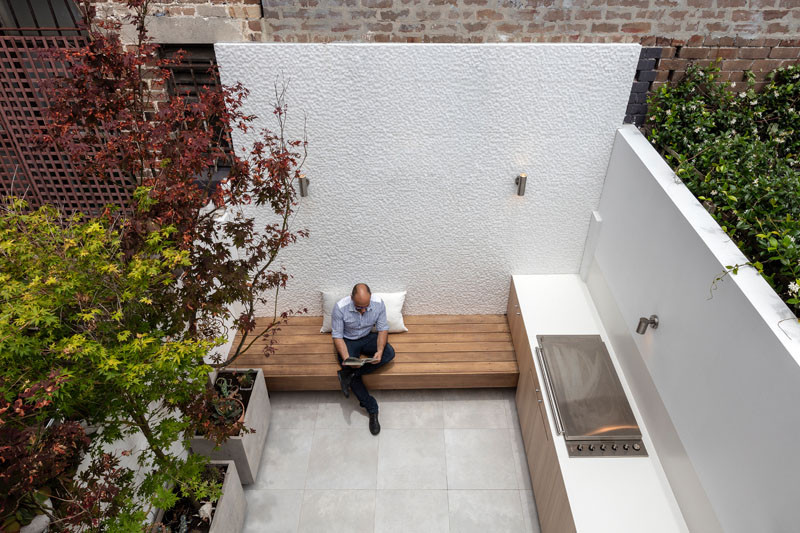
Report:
0,0,134,212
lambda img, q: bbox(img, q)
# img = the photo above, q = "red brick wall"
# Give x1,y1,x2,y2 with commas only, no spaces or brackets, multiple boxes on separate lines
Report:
95,0,800,99
652,38,800,92
255,0,798,44
98,0,799,46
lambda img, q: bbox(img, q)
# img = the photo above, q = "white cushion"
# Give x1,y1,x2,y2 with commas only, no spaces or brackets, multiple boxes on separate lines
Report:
320,290,347,333
320,290,408,333
375,291,408,333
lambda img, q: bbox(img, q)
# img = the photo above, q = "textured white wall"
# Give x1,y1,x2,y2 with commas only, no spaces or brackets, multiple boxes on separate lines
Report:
587,126,800,533
214,43,640,315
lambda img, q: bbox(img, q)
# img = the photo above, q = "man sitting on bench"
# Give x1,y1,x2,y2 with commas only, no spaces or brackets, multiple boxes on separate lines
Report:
332,283,396,435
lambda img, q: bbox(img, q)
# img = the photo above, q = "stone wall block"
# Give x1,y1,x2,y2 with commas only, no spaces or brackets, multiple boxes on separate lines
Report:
738,46,771,58
769,46,800,58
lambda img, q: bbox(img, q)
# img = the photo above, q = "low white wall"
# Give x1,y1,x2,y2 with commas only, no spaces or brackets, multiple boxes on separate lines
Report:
585,125,800,533
214,43,640,315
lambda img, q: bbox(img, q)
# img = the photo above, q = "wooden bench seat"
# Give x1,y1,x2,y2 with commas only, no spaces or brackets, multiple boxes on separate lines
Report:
228,314,520,391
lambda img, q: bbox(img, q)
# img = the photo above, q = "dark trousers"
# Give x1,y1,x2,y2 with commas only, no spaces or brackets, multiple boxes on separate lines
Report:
337,332,395,414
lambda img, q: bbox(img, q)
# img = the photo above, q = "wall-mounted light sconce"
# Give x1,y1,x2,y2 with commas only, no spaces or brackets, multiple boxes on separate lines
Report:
298,174,309,197
636,315,659,335
515,173,527,196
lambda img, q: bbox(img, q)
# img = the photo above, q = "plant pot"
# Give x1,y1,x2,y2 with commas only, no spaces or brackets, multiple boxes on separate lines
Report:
152,460,246,533
213,397,246,425
237,370,257,392
17,499,52,533
190,368,270,485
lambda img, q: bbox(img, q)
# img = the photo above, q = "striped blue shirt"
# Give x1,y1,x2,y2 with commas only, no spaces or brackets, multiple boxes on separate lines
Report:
330,295,389,340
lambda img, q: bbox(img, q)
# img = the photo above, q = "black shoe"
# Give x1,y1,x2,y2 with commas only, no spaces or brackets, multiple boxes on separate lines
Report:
337,369,352,399
369,412,380,435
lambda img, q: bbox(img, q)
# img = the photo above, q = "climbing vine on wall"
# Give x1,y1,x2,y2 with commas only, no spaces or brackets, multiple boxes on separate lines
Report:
646,63,800,315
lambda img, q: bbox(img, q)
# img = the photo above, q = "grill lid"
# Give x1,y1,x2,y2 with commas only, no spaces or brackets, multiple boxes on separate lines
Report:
538,335,641,441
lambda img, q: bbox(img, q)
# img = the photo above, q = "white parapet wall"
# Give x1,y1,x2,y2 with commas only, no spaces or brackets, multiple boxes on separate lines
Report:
583,125,800,533
214,43,640,315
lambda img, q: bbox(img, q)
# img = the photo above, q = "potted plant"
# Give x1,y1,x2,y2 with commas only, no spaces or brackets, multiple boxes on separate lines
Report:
152,459,246,533
190,369,270,485
236,371,256,392
211,377,246,425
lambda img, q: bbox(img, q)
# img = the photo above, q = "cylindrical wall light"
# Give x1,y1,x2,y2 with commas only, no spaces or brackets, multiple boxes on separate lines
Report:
515,173,527,196
636,315,659,334
298,174,309,197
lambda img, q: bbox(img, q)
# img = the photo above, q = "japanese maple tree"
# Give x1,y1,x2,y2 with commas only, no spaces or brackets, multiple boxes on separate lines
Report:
0,371,140,531
39,0,308,367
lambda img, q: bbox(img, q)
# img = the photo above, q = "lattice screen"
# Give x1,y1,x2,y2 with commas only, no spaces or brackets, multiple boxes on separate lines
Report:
0,35,135,212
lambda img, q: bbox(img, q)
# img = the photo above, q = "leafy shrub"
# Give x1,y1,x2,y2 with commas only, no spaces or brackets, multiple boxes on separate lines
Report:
0,372,136,531
0,199,214,530
0,372,88,530
646,63,800,314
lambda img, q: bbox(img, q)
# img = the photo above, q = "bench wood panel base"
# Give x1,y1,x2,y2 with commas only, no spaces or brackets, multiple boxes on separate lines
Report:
227,314,519,391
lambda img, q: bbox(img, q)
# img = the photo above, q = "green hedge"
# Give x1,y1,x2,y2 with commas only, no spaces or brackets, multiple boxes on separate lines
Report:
646,63,800,315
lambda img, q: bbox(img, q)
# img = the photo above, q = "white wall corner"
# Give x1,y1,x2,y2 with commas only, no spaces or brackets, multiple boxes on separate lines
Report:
594,126,800,533
579,210,602,281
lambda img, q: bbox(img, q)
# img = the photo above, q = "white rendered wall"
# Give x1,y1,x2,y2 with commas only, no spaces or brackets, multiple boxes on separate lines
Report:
214,43,640,315
585,125,800,533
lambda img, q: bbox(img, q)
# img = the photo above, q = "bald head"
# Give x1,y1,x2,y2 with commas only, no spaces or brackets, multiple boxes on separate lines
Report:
351,283,371,310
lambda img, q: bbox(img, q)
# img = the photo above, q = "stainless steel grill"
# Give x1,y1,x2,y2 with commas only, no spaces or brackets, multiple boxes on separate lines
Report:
536,335,647,457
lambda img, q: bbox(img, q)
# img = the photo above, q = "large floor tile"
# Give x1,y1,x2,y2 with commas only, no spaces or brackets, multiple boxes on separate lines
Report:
374,490,449,533
448,490,526,533
242,489,303,533
269,391,320,429
443,388,509,429
253,428,313,489
373,389,444,429
298,490,376,533
315,391,371,429
305,428,379,489
504,388,520,429
509,426,533,491
377,428,447,489
444,428,517,489
520,490,542,533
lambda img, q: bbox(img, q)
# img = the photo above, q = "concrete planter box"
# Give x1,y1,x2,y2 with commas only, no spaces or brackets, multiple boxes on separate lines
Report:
207,460,246,533
153,459,246,533
190,368,270,485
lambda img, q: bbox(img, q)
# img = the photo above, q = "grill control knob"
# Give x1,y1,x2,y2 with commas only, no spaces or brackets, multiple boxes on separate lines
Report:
611,444,618,451
623,444,630,451
588,444,595,451
576,445,583,451
600,444,607,451
632,443,641,451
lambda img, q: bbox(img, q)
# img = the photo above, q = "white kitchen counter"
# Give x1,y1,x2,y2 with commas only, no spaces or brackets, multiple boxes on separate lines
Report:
513,274,688,533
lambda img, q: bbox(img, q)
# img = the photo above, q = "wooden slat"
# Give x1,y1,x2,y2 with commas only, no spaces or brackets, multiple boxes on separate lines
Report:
268,341,512,355
403,314,508,324
245,332,513,346
266,372,518,391
259,361,519,376
251,314,508,326
234,350,517,365
263,323,510,335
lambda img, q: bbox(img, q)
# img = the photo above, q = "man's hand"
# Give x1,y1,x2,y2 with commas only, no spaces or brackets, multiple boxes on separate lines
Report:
373,330,388,363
